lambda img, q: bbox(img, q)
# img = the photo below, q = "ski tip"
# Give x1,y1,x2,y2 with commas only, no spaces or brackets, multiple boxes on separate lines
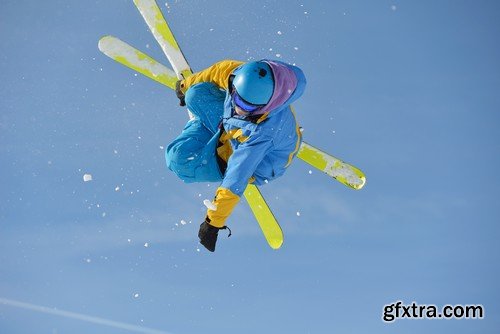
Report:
352,175,366,190
269,239,284,250
98,35,113,42
97,35,113,51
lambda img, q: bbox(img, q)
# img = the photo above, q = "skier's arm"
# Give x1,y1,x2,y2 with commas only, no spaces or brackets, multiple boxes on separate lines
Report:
178,59,244,93
206,135,274,227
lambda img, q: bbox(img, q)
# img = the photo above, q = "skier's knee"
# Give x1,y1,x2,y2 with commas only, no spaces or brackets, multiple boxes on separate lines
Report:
185,82,221,109
165,139,198,182
166,139,193,166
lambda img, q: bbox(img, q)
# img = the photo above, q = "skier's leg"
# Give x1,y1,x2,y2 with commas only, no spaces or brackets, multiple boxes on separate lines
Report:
165,83,225,183
184,82,225,134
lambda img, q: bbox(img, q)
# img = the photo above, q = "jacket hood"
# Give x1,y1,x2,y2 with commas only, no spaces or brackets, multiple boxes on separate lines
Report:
252,60,298,116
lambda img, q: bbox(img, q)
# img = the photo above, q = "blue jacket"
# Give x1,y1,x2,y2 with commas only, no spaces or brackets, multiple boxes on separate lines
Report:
179,59,306,227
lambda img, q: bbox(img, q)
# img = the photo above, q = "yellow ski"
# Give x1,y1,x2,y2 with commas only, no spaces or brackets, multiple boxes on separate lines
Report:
297,142,366,190
98,35,177,89
132,0,192,79
243,185,283,249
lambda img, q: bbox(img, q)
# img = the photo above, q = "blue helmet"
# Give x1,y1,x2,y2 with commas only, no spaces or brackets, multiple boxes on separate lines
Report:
232,61,274,105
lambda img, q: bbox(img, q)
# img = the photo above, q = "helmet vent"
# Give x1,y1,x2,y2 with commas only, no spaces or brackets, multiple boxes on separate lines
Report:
258,69,267,77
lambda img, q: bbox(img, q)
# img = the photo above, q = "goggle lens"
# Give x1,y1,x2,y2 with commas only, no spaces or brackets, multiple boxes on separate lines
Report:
232,91,263,113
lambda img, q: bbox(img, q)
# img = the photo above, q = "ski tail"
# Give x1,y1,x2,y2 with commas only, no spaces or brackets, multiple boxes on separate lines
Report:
133,0,192,79
243,185,284,249
98,35,177,89
297,142,366,190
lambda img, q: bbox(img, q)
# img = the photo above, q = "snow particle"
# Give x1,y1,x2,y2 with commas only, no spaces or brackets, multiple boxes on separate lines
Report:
296,211,301,217
144,243,149,248
134,293,140,298
391,5,397,11
83,174,92,182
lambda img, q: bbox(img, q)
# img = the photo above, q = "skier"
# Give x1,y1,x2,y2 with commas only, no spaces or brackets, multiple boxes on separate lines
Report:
168,59,306,251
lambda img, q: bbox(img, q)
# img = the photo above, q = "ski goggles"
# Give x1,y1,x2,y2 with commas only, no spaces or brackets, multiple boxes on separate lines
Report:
231,90,265,113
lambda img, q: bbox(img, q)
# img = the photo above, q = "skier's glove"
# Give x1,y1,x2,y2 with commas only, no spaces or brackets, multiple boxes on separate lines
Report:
198,219,231,252
175,80,186,106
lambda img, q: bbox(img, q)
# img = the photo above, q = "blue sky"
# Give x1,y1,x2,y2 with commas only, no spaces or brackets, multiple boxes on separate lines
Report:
1,0,499,333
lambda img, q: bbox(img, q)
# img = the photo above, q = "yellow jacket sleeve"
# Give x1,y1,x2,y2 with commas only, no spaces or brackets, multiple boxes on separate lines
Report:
179,59,244,93
206,187,241,228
